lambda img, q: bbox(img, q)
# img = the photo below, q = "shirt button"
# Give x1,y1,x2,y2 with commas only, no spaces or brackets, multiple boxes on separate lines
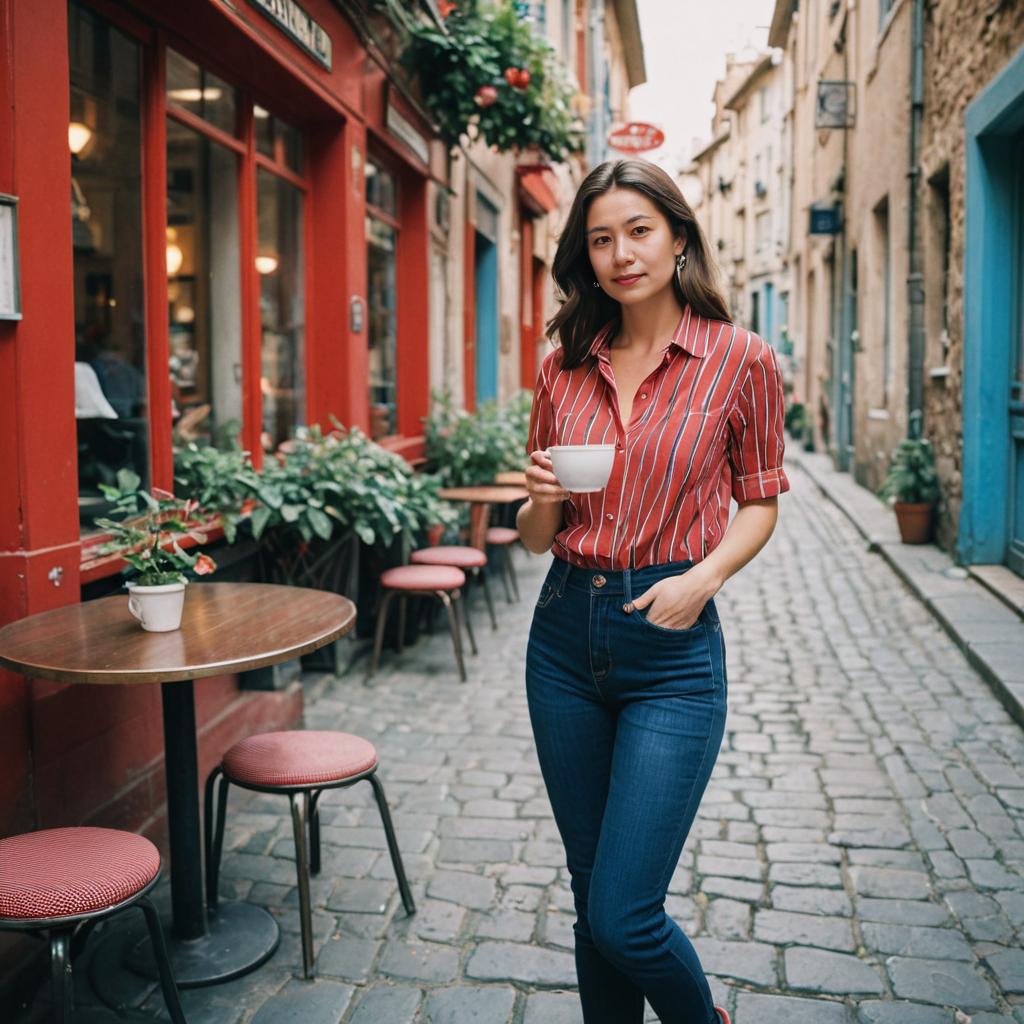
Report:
605,513,613,521
640,392,648,399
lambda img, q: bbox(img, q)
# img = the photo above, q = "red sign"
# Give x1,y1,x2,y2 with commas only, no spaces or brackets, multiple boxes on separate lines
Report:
607,122,665,153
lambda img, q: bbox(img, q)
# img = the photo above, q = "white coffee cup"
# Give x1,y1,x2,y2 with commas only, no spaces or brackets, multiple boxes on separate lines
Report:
546,444,616,493
126,581,188,632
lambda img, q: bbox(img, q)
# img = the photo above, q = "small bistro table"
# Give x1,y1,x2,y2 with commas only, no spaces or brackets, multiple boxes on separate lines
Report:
0,582,356,989
438,484,529,505
494,470,528,487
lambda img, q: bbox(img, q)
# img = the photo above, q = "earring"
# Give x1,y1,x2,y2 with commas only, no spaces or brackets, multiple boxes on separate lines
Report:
675,252,687,271
593,280,601,288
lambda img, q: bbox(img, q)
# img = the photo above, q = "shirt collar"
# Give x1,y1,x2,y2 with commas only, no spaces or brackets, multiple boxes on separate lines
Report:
589,305,710,360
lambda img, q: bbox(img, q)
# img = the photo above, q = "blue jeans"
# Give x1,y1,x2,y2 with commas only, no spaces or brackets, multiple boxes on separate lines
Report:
525,556,727,1024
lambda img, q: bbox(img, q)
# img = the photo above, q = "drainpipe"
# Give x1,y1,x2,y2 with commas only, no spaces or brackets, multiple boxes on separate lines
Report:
906,0,926,439
834,15,853,472
587,0,606,166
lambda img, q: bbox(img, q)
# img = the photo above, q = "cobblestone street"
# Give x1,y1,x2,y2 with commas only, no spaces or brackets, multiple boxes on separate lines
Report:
144,460,1024,1024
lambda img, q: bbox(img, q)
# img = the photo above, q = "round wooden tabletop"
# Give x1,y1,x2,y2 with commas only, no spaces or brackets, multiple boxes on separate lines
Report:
439,485,529,503
494,471,528,487
0,583,357,685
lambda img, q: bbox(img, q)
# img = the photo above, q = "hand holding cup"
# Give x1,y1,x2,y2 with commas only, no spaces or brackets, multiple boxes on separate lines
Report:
525,449,571,506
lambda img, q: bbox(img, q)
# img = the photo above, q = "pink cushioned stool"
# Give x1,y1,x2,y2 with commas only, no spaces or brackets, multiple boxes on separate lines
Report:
0,827,186,1024
205,730,415,979
368,563,471,683
484,526,522,603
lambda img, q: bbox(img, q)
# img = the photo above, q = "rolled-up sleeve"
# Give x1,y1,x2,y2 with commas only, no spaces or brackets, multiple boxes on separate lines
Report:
526,355,556,458
727,341,790,503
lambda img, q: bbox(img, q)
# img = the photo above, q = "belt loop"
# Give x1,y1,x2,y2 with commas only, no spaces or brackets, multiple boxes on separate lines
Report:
623,568,633,607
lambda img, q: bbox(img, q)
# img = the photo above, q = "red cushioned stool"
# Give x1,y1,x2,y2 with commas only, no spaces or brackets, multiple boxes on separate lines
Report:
485,526,522,603
205,730,415,979
368,563,471,684
0,827,186,1024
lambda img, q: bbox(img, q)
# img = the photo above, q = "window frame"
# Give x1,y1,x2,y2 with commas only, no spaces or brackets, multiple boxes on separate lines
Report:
76,2,312,579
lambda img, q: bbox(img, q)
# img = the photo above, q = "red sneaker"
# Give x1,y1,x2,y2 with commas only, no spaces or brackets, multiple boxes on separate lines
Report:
714,1008,731,1024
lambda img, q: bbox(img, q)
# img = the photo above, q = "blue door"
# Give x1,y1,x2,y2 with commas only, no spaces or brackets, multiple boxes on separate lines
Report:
474,194,500,404
960,48,1024,574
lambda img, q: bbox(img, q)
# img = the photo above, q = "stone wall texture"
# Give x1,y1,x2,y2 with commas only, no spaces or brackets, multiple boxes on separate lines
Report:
918,0,1024,551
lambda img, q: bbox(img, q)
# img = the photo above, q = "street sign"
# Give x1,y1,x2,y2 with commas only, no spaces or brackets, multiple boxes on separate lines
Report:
816,81,855,129
607,122,665,153
809,202,843,235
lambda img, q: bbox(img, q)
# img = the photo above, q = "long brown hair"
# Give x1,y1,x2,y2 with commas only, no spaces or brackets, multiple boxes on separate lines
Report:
546,159,731,370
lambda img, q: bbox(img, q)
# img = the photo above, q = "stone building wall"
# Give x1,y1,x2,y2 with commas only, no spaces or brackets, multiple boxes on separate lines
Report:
918,0,1024,552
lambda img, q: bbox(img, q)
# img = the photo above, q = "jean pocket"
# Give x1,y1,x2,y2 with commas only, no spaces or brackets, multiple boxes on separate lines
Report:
633,603,706,636
536,580,560,609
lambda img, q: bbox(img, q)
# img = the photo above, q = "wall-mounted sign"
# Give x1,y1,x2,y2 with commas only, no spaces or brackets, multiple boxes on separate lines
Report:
809,202,843,235
607,122,665,153
386,102,430,166
0,194,22,321
815,80,855,129
250,0,332,71
350,295,365,334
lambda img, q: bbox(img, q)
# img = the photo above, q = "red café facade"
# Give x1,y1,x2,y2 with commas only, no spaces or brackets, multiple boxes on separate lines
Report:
0,0,549,974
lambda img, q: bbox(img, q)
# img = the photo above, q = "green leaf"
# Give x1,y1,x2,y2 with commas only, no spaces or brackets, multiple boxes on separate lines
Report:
250,505,272,539
116,468,142,493
307,507,333,541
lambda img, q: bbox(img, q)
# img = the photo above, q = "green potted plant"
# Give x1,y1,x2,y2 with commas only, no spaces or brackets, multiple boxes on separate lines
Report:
424,388,532,488
400,1,583,160
93,469,217,631
877,438,941,544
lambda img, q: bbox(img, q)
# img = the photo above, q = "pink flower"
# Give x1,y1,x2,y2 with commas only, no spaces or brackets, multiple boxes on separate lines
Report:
194,554,216,576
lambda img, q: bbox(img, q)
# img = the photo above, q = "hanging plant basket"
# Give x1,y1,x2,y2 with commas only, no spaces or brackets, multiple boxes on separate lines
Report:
401,1,584,161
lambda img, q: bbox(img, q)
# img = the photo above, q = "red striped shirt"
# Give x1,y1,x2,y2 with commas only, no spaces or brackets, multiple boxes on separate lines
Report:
526,305,790,570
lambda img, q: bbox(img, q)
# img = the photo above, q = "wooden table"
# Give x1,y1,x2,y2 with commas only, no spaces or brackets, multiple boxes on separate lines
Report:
494,470,528,487
439,485,529,504
0,583,355,989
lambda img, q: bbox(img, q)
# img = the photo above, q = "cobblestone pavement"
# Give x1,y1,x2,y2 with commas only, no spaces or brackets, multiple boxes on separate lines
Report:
138,460,1024,1024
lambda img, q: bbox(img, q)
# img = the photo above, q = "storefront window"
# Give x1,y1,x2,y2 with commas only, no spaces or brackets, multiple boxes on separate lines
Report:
258,170,305,450
255,107,304,176
69,3,147,534
366,158,399,440
166,120,242,447
166,48,238,138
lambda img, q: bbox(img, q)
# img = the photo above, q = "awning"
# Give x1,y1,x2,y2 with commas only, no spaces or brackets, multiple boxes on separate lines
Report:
517,164,560,215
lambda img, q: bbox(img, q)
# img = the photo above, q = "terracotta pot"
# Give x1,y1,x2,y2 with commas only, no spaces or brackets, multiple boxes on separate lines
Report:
894,502,933,544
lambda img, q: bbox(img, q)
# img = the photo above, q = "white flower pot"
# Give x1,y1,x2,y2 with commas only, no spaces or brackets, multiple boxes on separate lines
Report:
127,580,188,632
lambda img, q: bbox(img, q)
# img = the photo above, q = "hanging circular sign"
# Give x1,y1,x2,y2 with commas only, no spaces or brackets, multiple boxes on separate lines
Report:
607,122,665,153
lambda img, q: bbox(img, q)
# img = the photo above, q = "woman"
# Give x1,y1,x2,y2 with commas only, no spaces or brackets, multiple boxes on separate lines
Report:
516,158,789,1024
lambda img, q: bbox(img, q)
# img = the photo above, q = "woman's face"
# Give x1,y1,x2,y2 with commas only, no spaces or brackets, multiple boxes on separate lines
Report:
585,187,684,305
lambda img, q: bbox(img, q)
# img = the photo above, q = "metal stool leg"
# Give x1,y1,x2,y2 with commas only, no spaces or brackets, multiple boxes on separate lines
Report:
205,769,230,911
458,589,478,656
437,591,467,682
397,595,407,653
309,790,323,876
289,791,315,979
138,896,187,1024
367,772,416,916
50,930,72,1024
495,547,514,603
505,546,521,601
367,589,397,684
478,569,498,630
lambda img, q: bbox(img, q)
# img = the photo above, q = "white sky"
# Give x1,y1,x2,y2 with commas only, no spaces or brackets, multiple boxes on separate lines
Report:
626,0,777,175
